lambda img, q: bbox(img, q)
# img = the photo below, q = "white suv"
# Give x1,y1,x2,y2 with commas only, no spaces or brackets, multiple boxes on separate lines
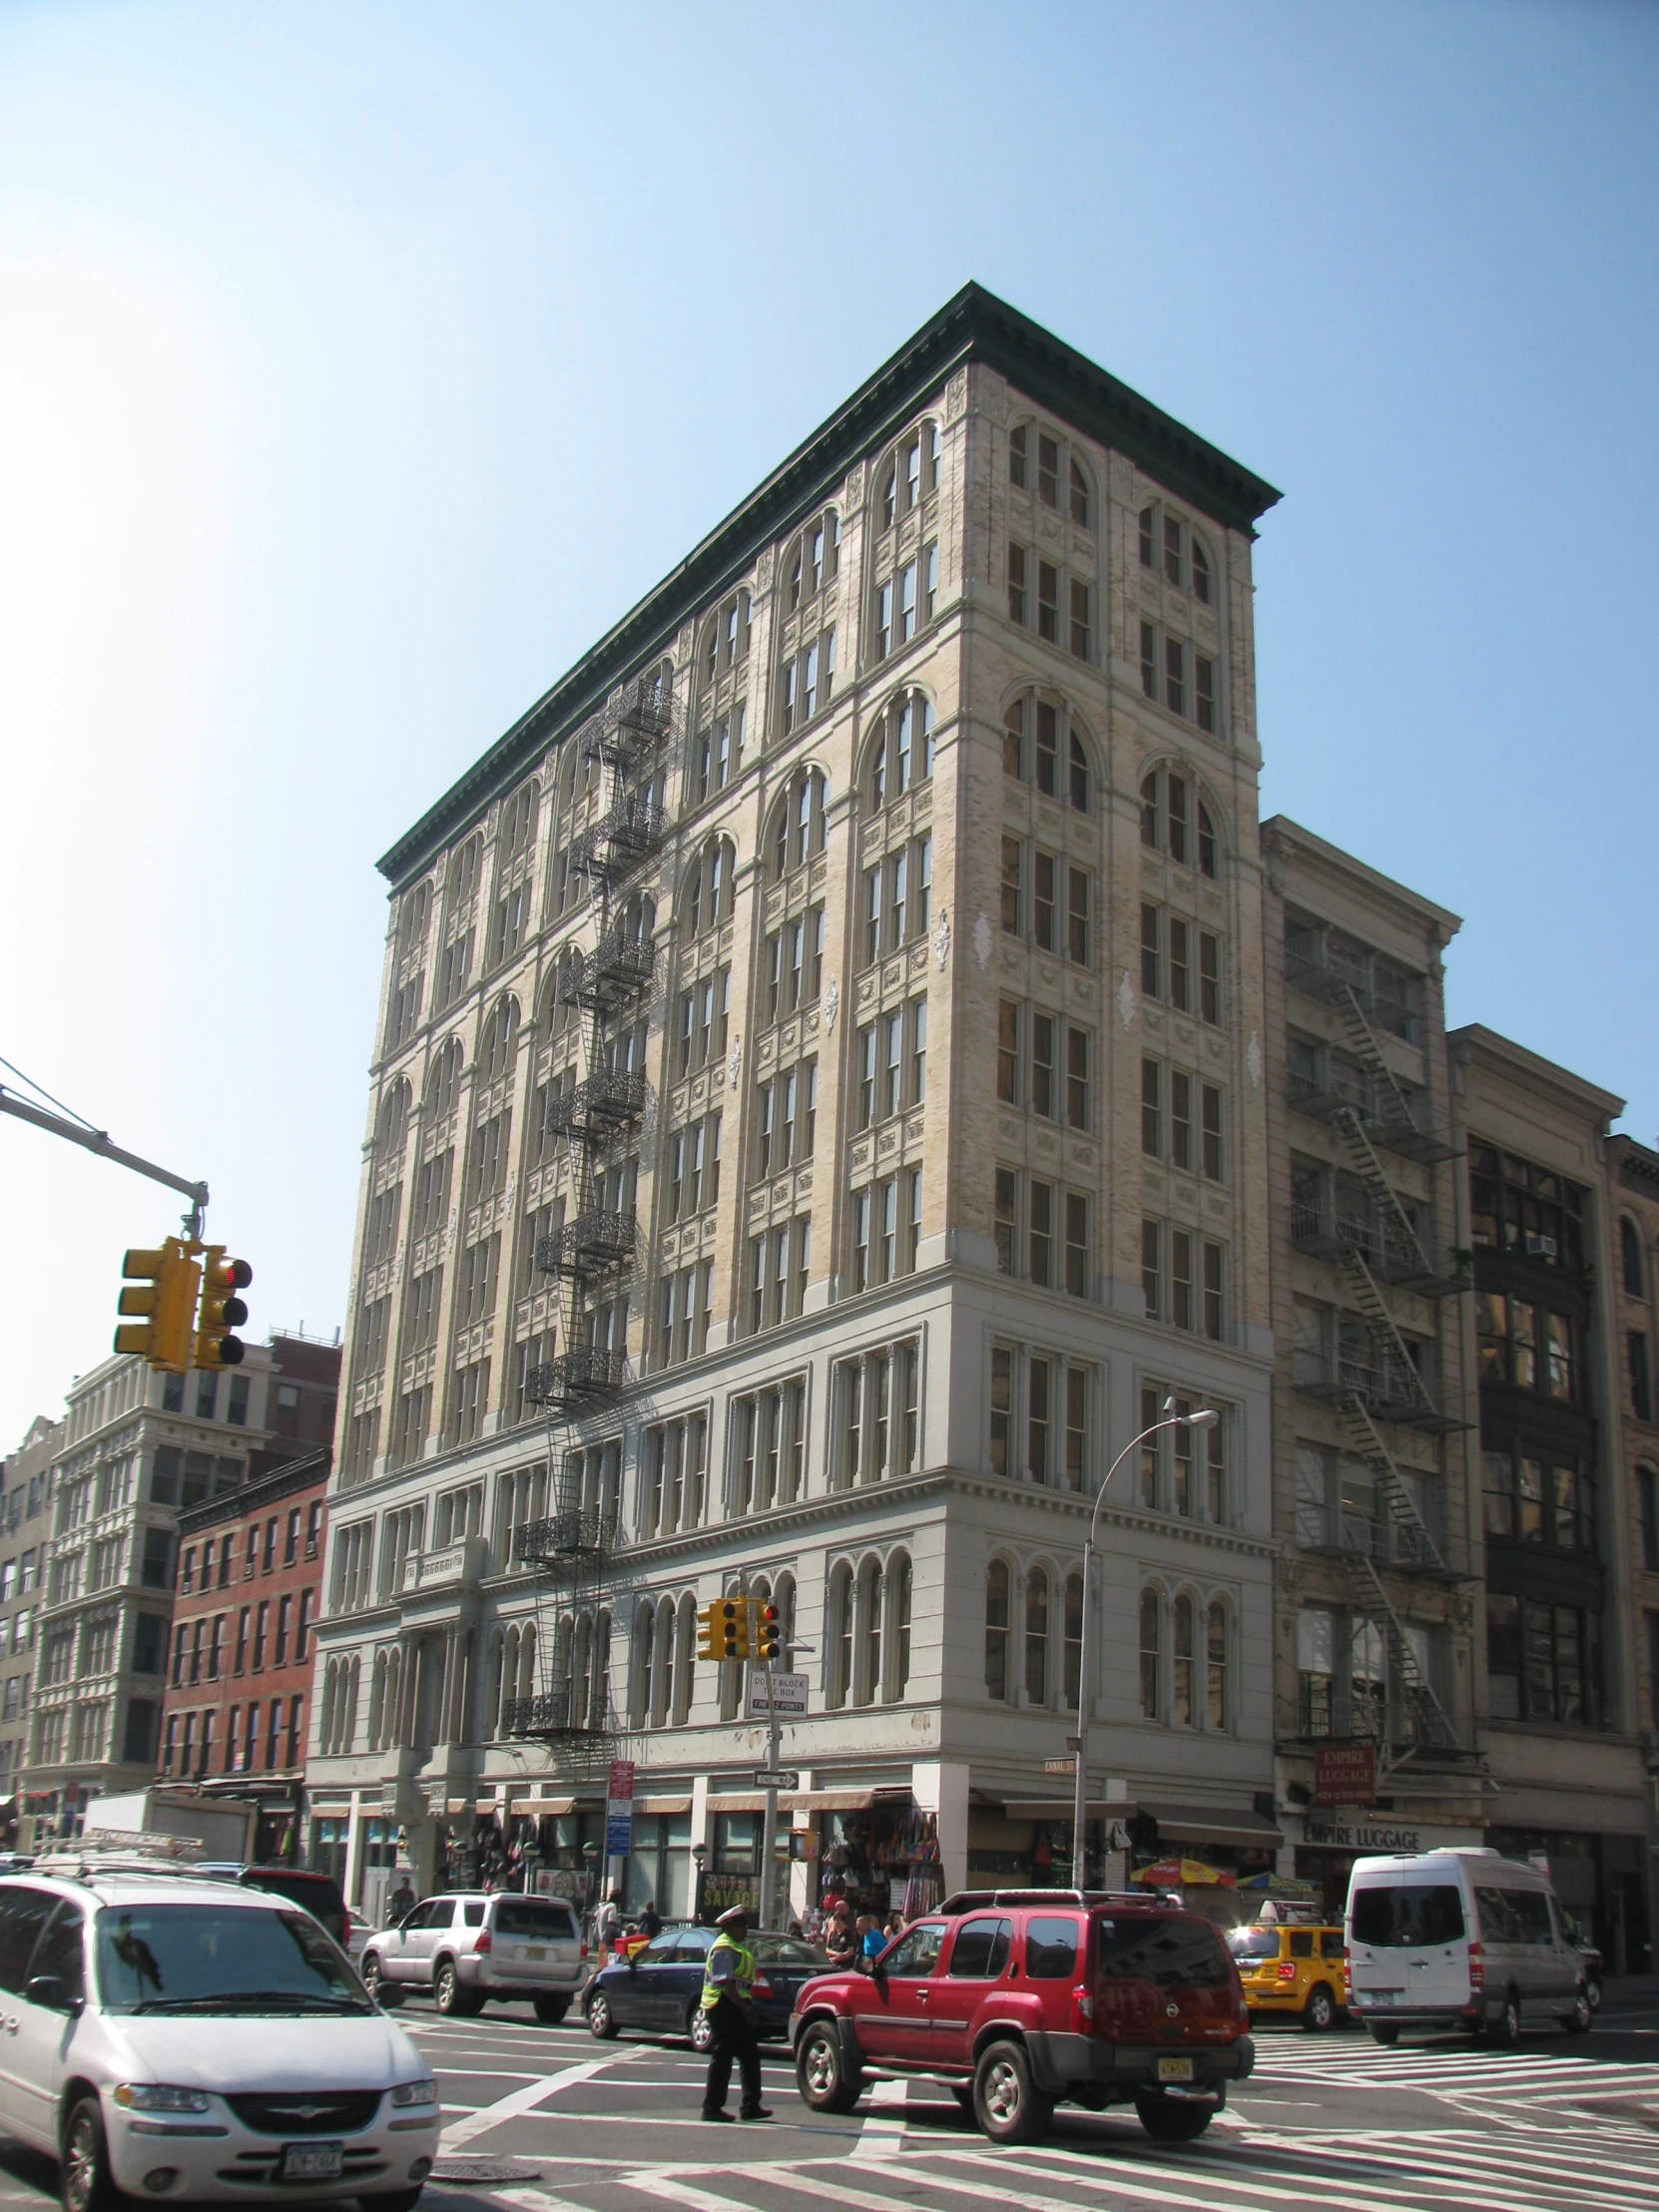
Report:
362,1892,585,2020
0,1865,440,2212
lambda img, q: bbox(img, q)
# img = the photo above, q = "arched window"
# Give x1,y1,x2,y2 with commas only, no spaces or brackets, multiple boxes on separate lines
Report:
395,880,432,962
446,832,483,913
1024,1567,1049,1705
829,1562,854,1708
1206,1601,1228,1730
866,692,935,808
653,1594,676,1727
1138,503,1214,605
426,1037,463,1122
483,1629,504,1739
876,420,941,531
516,1622,537,1704
478,995,520,1084
1140,766,1219,879
591,1609,612,1730
1172,1595,1195,1727
887,1555,912,1699
700,590,752,690
674,1593,696,1724
1002,692,1094,814
1062,1572,1083,1709
1139,1588,1162,1720
985,1560,1010,1701
1623,1217,1645,1300
787,510,840,608
632,1603,654,1729
498,780,539,864
856,1556,883,1706
770,768,827,879
1010,421,1092,527
375,1080,410,1167
683,836,735,940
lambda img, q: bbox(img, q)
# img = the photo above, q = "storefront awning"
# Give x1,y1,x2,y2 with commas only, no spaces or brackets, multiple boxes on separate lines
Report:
504,1796,577,1817
707,1788,875,1815
638,1795,692,1816
1002,1799,1138,1824
1139,1800,1283,1851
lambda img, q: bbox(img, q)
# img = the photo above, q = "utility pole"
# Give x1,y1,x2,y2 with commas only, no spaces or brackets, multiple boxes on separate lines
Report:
759,1642,782,1934
0,1085,210,1237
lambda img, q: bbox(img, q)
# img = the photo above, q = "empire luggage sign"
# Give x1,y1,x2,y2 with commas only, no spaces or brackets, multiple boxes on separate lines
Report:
1313,1742,1377,1807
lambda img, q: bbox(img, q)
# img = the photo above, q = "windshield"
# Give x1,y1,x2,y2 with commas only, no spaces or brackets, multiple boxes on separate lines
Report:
1229,1927,1282,1959
96,1904,372,2015
1351,1885,1464,1949
752,1936,828,1965
1096,1917,1232,1989
242,1872,344,1922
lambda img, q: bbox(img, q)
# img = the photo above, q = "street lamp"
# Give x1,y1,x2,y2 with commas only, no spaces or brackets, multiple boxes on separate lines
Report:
1070,1401,1220,1887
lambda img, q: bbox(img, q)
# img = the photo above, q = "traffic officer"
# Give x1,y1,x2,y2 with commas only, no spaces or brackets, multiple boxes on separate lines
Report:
699,1906,771,2122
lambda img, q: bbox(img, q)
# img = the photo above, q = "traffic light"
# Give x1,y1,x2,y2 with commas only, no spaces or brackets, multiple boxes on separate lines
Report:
696,1602,721,1663
754,1602,781,1662
115,1239,201,1373
195,1246,253,1369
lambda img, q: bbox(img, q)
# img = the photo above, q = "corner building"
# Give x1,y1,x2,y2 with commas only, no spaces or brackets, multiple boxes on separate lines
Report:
312,287,1286,1914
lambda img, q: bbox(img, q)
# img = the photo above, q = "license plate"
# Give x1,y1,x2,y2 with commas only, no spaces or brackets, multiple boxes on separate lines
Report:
279,2142,343,2182
525,1945,545,1960
1371,1989,1398,2005
1156,2057,1194,2082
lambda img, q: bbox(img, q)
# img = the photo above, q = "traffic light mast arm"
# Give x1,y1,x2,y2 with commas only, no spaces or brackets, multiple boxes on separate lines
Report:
0,1088,210,1236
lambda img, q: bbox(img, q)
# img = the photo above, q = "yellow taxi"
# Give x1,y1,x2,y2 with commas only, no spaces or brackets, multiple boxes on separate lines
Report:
1228,1921,1350,2030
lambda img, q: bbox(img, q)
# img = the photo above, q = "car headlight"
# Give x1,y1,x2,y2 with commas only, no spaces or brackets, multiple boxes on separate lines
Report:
113,2085,212,2114
388,2078,437,2108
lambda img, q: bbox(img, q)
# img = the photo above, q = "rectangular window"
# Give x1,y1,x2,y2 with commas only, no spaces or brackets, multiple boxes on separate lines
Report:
909,997,927,1104
1164,515,1182,584
997,1000,1019,1105
1007,542,1027,626
1140,620,1157,699
1164,637,1185,717
1036,700,1058,795
899,560,917,643
1142,1059,1161,1156
1037,560,1059,644
1167,916,1190,1011
1029,1180,1053,1288
1200,932,1221,1023
990,1348,1012,1476
1032,850,1055,949
857,1023,876,1129
995,1167,1017,1277
1196,653,1215,733
1202,1085,1224,1180
1203,1242,1224,1341
1070,578,1090,659
862,865,881,964
1032,1014,1055,1119
1028,1356,1051,1482
1065,1193,1088,1298
1142,1220,1161,1320
924,541,938,620
1141,902,1160,997
1633,1334,1653,1423
1173,1231,1193,1332
1000,836,1022,935
1171,1071,1191,1169
1067,868,1088,963
881,1010,903,1121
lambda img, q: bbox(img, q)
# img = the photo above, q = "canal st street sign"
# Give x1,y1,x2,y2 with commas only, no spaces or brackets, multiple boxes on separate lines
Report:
1313,1742,1377,1807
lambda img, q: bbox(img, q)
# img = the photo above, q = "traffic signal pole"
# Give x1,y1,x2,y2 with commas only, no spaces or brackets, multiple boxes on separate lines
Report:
759,1648,782,1935
0,1087,210,1237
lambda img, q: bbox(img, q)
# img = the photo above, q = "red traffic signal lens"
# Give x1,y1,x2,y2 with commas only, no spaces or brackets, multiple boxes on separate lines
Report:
227,1259,253,1289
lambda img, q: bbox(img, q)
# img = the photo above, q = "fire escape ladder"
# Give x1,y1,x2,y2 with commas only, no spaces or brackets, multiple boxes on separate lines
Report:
1351,1552,1459,1755
1334,1390,1448,1573
1338,1247,1439,1420
1333,1106,1431,1277
1330,982,1419,1138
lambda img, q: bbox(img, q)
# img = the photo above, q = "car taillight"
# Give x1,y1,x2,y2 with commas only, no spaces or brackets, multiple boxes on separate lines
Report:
580,1939,589,1960
1237,1996,1250,2030
751,1973,774,1999
1072,1984,1095,2031
1277,1961,1296,1979
1467,1940,1483,1992
475,1930,491,1954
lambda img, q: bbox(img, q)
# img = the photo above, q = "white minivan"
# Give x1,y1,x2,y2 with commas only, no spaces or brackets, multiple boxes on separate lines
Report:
1346,1848,1591,2044
0,1866,440,2212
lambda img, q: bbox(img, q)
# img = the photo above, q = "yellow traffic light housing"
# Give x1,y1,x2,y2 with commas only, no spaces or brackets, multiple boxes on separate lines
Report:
696,1601,721,1663
115,1239,201,1373
754,1602,781,1662
195,1247,253,1369
717,1598,751,1661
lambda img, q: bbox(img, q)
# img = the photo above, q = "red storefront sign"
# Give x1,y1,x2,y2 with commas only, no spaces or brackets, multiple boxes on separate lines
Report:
608,1759,635,1804
1313,1743,1377,1807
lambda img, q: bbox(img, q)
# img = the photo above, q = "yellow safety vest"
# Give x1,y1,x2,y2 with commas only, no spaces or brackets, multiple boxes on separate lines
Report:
700,1931,756,2010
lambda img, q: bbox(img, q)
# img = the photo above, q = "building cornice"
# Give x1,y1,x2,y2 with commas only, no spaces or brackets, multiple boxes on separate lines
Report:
1448,1023,1625,1127
377,282,1282,891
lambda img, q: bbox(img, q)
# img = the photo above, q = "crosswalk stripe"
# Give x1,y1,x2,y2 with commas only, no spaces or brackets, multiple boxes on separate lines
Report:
850,2077,912,2162
1278,2133,1659,2206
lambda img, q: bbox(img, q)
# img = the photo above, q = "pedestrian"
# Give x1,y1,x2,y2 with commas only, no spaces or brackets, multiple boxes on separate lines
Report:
636,1898,663,1942
699,1905,770,2124
855,1914,882,1969
882,1911,903,1940
824,1901,855,1970
388,1876,416,1924
595,1888,622,1966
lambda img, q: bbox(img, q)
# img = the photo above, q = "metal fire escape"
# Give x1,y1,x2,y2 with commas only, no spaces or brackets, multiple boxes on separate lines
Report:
502,679,673,1783
1287,926,1472,1770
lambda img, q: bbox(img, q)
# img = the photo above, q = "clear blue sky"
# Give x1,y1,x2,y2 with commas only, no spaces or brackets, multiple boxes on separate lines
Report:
2,0,1654,1450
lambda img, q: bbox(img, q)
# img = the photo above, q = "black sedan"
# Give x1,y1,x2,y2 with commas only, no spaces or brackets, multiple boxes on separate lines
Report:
584,1927,830,2051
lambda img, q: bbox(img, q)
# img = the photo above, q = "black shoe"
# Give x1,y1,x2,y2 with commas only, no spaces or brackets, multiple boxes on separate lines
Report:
701,2109,734,2122
739,2106,773,2121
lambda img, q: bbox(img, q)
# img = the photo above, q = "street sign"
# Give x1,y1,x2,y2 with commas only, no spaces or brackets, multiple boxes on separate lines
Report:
745,1670,809,1717
1313,1742,1376,1807
605,1757,635,1859
755,1770,801,1792
1043,1757,1076,1775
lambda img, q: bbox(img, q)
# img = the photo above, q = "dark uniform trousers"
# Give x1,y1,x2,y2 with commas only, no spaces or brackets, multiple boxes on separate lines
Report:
702,1992,763,2116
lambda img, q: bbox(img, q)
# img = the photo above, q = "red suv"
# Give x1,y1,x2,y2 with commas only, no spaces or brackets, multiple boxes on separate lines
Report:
790,1889,1253,2144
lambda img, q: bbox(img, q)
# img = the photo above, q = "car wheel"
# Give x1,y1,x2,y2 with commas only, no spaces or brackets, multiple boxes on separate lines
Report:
1136,2094,1214,2143
688,2002,715,2054
795,2019,862,2113
1487,1991,1521,2047
62,2096,120,2212
362,1955,402,2008
587,1988,618,2040
1563,1990,1592,2035
534,1993,571,2025
433,1960,481,2017
1587,1976,1603,2011
1303,1983,1337,2033
1370,2022,1400,2045
973,2039,1053,2146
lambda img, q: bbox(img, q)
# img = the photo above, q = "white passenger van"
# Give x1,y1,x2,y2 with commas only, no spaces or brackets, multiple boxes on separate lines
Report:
1346,1848,1590,2044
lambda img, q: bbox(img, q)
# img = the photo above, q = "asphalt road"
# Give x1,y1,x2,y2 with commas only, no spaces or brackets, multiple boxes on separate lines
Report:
3,1994,1657,2212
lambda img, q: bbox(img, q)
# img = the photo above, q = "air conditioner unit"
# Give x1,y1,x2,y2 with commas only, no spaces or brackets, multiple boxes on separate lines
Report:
1525,1234,1558,1259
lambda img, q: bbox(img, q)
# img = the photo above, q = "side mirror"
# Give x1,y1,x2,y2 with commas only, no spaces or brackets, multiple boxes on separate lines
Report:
26,1975,82,2017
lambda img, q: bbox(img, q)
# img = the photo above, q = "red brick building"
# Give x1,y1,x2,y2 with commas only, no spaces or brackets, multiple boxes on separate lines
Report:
158,1335,338,1860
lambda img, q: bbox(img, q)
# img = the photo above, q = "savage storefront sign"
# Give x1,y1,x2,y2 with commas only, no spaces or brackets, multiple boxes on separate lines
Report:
1313,1742,1377,1807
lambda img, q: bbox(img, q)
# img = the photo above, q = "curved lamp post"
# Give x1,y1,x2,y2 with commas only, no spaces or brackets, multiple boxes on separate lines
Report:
1070,1402,1219,1885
